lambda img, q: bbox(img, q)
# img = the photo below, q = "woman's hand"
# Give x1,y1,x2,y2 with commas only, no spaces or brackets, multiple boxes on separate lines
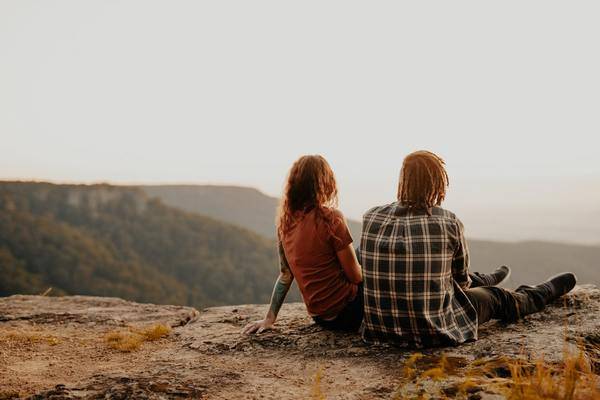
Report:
242,318,274,335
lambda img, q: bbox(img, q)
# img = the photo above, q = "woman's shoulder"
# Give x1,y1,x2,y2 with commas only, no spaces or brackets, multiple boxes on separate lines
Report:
319,206,346,223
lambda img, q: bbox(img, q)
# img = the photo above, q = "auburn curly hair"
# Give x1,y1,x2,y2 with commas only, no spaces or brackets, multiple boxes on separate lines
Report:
397,150,449,214
277,155,338,238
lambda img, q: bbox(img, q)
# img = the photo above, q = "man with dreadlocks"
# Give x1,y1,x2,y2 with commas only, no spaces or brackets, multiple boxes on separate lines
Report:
360,150,576,348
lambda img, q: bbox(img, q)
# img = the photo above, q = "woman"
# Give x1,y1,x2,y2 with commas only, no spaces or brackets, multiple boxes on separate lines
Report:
242,155,363,334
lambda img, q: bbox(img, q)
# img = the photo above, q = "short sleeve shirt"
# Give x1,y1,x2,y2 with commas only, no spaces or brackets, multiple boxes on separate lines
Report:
280,207,356,318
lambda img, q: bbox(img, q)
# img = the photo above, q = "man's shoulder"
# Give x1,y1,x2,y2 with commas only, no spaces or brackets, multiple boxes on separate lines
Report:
430,206,459,221
363,202,398,220
363,204,460,220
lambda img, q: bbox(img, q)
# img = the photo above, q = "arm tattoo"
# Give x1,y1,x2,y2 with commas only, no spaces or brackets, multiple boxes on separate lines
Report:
269,277,292,318
266,242,294,320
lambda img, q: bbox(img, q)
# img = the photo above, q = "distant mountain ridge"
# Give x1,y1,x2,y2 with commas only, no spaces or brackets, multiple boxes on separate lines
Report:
139,184,600,286
140,184,364,240
141,185,281,238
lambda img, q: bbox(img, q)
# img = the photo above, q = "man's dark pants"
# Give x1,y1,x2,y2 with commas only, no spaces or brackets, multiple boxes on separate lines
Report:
466,276,551,324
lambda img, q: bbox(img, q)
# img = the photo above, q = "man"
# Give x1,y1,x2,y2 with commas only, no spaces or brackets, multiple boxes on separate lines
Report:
360,150,576,348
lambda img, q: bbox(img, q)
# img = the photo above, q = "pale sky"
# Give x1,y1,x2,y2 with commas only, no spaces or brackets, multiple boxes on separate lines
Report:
1,1,599,242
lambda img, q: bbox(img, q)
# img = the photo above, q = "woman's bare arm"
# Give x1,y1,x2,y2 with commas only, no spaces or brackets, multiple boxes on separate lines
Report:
336,244,363,284
242,243,294,334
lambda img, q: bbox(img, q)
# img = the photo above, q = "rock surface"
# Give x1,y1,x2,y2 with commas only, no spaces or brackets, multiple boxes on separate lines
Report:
1,286,599,399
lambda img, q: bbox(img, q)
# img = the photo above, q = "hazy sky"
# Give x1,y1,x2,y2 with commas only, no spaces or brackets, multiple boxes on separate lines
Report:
2,1,599,231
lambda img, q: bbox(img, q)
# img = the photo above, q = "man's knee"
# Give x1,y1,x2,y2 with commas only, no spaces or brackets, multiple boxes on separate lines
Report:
465,287,502,324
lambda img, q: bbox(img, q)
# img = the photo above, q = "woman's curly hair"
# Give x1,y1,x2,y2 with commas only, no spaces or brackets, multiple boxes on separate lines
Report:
397,150,449,214
277,155,338,238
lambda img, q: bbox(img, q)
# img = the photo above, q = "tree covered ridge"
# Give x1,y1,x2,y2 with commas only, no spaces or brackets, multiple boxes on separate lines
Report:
0,181,296,307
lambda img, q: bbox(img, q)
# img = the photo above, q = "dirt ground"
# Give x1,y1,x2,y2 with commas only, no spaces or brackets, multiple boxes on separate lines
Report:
0,298,407,399
1,288,599,399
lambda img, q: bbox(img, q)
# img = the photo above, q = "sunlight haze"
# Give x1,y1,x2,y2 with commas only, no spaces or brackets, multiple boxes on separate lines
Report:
1,1,599,243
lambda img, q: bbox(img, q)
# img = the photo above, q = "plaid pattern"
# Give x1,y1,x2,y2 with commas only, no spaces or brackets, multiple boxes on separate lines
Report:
360,202,478,348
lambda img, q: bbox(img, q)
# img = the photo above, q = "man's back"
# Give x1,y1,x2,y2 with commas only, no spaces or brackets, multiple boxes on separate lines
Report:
360,202,478,348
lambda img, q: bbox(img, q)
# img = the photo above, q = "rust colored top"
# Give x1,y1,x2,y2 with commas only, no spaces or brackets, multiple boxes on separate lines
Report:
280,207,356,318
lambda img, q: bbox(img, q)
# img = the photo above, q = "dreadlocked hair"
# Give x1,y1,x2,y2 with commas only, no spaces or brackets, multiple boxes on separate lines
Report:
277,155,339,239
397,150,449,215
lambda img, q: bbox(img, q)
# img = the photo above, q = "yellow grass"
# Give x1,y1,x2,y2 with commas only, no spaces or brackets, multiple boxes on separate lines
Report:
104,323,171,352
135,324,172,341
420,354,452,381
104,331,144,352
402,352,423,380
0,330,60,346
390,347,600,400
503,348,599,400
311,367,327,400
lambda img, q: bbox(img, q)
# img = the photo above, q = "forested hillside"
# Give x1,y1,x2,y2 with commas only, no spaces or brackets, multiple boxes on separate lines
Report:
0,182,297,307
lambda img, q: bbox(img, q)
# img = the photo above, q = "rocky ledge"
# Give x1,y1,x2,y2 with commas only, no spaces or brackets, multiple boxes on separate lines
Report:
1,286,599,399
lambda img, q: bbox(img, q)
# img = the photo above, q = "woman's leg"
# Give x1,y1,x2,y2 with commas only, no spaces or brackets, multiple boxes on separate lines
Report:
334,288,364,332
314,285,364,332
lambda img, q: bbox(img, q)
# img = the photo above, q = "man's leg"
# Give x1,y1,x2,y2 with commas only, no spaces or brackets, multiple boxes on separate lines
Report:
469,266,511,288
465,273,576,324
465,287,516,324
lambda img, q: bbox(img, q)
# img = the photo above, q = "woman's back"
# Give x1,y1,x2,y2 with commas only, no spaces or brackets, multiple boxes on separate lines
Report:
280,207,356,318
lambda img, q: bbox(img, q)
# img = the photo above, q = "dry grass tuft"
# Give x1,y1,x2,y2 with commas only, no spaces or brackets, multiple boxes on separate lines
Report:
503,348,600,400
105,331,144,352
402,352,423,380
420,354,452,381
135,324,172,341
104,324,171,352
311,367,326,400
390,346,600,399
0,330,60,346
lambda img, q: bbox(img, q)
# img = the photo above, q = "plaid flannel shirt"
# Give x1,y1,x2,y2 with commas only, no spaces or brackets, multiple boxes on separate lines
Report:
360,202,478,348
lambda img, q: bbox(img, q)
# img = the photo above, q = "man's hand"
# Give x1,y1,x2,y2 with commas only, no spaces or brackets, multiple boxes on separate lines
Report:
242,318,274,335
